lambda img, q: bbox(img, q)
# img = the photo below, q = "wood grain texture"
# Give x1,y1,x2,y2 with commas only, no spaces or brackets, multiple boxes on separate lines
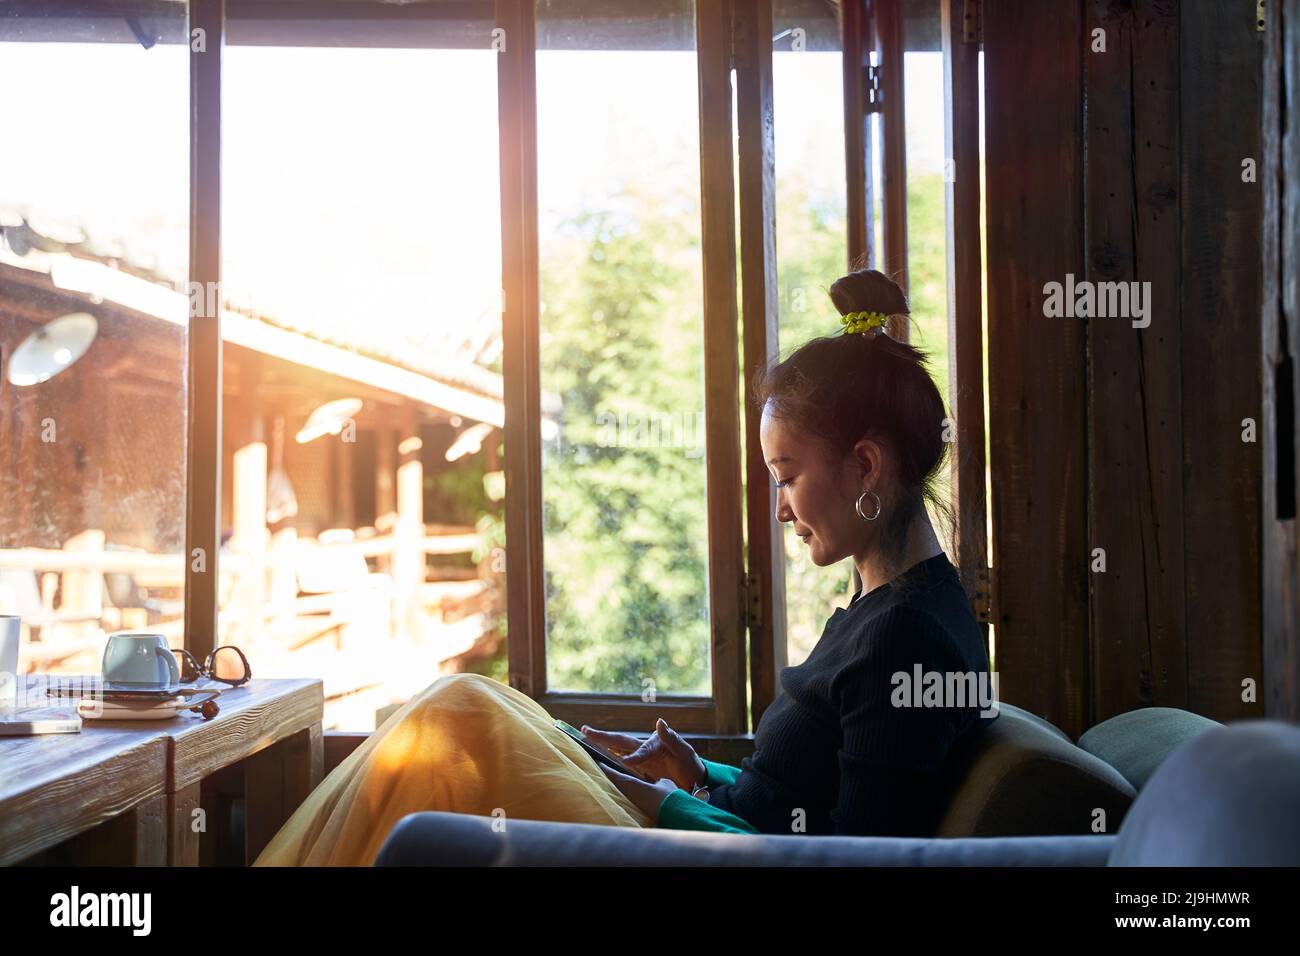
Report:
497,0,547,701
0,703,168,865
244,723,322,864
940,0,990,649
876,0,910,313
1262,0,1300,721
167,782,202,867
185,0,224,663
983,0,1090,738
324,729,370,775
164,678,324,791
734,0,787,729
1179,0,1263,721
696,0,747,734
842,0,875,269
1,676,323,864
1084,0,1187,721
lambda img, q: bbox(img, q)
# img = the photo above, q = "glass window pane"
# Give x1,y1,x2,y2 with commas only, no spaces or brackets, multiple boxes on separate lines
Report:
773,0,854,666
904,50,950,408
222,10,504,730
0,11,188,678
536,0,711,695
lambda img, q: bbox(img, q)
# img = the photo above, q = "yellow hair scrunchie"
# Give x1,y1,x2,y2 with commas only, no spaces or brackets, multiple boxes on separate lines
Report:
838,310,889,335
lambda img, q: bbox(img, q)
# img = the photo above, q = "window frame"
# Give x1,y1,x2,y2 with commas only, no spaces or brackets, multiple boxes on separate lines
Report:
167,0,984,733
496,0,745,735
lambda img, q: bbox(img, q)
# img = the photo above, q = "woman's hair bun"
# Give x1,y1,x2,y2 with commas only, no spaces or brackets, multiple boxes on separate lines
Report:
828,268,909,319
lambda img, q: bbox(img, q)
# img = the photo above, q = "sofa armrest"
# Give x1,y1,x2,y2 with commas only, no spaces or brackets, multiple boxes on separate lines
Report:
374,812,1115,867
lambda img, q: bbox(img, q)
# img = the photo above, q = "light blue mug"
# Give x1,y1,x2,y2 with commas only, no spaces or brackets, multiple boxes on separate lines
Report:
102,633,180,686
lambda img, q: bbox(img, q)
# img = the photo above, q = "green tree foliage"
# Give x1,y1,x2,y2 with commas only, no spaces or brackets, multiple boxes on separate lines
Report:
539,181,711,695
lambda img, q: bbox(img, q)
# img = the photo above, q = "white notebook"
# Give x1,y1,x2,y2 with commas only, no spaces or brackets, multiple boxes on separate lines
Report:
0,704,83,736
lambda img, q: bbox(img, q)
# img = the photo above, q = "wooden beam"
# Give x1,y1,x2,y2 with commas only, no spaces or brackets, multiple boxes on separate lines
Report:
735,0,787,728
185,0,225,663
940,0,989,651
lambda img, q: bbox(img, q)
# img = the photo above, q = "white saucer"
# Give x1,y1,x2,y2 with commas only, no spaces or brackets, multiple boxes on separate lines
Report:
77,696,194,720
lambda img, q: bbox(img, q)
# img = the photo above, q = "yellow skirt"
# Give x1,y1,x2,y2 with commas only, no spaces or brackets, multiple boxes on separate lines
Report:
252,672,653,866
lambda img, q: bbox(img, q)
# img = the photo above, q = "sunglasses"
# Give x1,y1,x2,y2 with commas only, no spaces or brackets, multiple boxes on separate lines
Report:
176,645,252,688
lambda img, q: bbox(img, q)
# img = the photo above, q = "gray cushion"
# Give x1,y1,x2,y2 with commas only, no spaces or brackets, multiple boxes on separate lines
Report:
1110,719,1300,866
935,704,1135,837
375,811,1116,866
999,702,1072,742
1077,706,1221,790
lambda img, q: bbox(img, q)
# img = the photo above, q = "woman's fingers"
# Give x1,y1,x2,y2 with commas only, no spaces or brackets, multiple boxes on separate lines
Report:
580,725,643,756
622,732,667,766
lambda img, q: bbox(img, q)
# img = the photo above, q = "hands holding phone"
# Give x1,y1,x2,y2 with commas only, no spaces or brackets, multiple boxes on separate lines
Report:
583,718,707,824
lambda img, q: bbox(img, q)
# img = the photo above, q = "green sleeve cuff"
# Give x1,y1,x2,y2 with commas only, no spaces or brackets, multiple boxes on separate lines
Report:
657,788,759,834
700,757,743,788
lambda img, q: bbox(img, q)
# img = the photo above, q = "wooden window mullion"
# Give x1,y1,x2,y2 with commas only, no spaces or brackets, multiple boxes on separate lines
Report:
940,0,991,648
184,0,225,663
734,0,786,730
696,0,747,735
496,0,547,701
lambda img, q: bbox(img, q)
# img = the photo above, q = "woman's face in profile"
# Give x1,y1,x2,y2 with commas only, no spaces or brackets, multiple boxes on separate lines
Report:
759,405,866,567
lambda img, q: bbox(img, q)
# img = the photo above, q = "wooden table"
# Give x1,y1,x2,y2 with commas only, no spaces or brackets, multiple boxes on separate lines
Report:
0,676,323,866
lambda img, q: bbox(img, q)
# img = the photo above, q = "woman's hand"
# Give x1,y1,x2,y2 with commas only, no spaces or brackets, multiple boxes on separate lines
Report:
581,718,707,791
598,764,680,825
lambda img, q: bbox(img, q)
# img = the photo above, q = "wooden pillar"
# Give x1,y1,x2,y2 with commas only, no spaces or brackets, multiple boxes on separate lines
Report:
375,425,396,532
394,407,424,640
230,354,267,651
335,432,355,531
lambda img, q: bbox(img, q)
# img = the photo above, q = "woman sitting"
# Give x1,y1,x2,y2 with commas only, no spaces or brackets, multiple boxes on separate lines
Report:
253,268,994,865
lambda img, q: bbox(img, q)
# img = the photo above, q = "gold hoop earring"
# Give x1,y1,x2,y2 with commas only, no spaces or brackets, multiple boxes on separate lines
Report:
855,490,882,522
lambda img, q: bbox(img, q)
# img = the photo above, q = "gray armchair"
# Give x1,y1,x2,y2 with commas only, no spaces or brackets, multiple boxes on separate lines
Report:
374,708,1300,866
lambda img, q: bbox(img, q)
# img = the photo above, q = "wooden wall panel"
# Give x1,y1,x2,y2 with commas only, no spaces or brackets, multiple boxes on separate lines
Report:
983,0,1265,732
1179,0,1263,721
983,0,1090,738
1084,0,1187,721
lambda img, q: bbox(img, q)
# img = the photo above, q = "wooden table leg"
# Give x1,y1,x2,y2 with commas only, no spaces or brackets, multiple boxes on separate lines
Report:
243,722,323,864
167,783,202,867
59,794,167,866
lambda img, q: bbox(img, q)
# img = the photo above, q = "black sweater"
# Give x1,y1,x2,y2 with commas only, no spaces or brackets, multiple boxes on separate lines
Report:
708,552,995,836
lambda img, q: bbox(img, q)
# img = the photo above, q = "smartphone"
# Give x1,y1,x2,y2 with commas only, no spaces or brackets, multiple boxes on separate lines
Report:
45,677,181,700
555,719,653,782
